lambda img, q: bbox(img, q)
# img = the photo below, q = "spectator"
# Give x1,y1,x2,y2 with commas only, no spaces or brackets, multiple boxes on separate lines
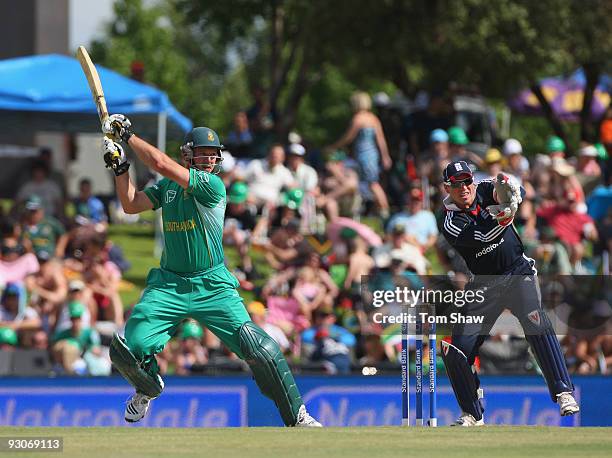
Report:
287,143,318,193
315,150,359,220
407,93,452,157
224,182,258,278
38,147,67,202
386,188,438,252
173,321,207,375
359,334,388,366
546,135,566,160
482,148,504,178
549,159,586,207
419,129,451,185
343,232,375,292
16,161,63,218
54,280,92,334
274,189,305,229
0,327,17,351
21,196,68,258
600,106,612,151
241,144,296,207
302,309,356,374
503,138,530,181
372,229,429,276
576,144,602,178
327,91,392,217
51,301,109,375
526,227,572,275
24,250,67,330
81,236,124,327
292,264,335,321
225,111,253,158
73,178,107,225
248,301,291,354
265,219,312,269
447,126,484,170
0,231,39,286
537,188,598,273
0,283,41,337
265,283,311,339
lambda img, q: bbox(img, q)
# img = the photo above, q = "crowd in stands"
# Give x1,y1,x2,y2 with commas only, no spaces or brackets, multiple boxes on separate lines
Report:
0,89,610,377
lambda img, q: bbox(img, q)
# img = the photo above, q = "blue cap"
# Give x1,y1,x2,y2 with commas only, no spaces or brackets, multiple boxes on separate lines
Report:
443,160,473,184
430,129,449,144
3,283,20,297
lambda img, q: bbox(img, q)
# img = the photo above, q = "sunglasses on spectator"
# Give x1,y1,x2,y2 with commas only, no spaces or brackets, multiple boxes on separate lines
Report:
449,177,473,189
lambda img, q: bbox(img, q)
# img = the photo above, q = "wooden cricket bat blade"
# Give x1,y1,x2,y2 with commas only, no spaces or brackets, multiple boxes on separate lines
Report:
76,45,109,125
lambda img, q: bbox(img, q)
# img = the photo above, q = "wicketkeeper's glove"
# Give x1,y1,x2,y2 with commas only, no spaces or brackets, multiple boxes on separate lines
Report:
486,204,515,227
103,114,134,143
102,137,130,176
494,173,522,206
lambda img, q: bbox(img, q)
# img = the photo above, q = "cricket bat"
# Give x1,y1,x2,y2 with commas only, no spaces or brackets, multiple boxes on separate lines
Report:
76,45,121,164
76,45,109,128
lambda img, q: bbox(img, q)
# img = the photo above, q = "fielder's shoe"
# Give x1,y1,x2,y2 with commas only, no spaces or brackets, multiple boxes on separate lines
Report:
125,392,153,423
451,412,485,427
295,405,322,427
557,392,579,416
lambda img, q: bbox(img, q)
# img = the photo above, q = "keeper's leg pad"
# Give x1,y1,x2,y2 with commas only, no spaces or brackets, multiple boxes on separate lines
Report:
441,341,484,421
525,329,573,401
110,334,164,398
239,322,303,426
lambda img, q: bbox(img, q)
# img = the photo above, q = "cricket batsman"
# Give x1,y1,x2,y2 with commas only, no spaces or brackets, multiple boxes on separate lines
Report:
100,114,321,427
440,160,579,426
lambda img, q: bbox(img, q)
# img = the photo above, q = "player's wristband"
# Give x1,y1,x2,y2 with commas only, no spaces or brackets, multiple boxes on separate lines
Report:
120,127,134,143
113,161,130,176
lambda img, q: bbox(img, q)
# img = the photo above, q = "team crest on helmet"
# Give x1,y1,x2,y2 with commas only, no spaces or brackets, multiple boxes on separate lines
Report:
165,190,177,203
527,310,541,326
441,341,450,356
208,131,214,141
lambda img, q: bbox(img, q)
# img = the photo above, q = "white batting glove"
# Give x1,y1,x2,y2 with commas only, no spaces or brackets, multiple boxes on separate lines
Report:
102,137,130,176
180,142,194,166
102,114,134,143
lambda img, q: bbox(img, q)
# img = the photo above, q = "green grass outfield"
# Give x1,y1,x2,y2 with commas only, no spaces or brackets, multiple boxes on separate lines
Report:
2,426,611,458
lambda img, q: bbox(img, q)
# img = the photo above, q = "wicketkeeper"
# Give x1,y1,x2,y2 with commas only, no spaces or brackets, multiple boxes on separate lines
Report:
101,114,321,427
440,160,579,426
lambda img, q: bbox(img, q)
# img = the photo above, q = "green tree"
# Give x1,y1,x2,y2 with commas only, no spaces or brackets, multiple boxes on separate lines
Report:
89,0,232,145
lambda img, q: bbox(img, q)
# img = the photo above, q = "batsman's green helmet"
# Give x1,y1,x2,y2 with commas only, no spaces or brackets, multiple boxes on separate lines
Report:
546,135,566,153
181,321,203,340
184,127,223,149
448,126,469,145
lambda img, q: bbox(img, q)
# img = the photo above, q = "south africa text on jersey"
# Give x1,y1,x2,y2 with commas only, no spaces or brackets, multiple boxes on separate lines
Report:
165,219,197,232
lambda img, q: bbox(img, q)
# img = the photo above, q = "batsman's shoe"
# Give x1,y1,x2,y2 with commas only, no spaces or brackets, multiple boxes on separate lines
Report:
557,392,579,416
125,392,153,423
295,405,322,427
451,412,485,427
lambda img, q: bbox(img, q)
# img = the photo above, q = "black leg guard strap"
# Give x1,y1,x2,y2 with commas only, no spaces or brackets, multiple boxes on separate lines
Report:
525,329,573,401
441,341,484,421
109,334,164,398
238,322,303,426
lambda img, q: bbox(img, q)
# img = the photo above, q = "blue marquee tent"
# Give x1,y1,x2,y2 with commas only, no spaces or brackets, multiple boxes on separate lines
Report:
0,54,192,143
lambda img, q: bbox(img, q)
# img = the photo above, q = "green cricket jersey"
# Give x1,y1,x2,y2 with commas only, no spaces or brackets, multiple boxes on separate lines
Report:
23,217,65,255
144,168,226,273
